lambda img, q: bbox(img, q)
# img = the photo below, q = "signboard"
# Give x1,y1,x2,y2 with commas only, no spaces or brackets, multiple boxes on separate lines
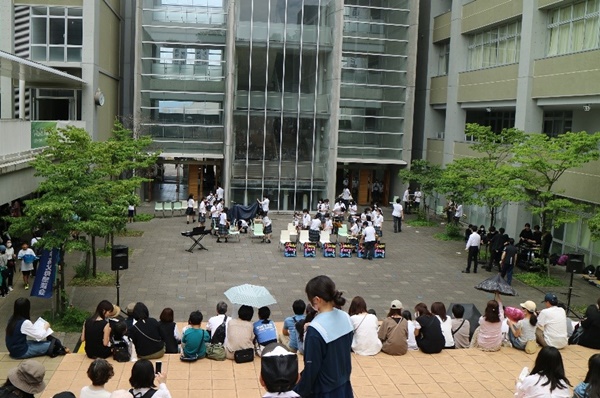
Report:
374,243,386,258
303,242,316,257
31,121,57,149
356,243,366,258
284,242,297,257
30,248,59,299
339,243,353,258
323,243,336,258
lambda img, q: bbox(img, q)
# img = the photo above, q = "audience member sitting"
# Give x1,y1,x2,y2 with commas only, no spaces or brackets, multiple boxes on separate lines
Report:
129,359,171,398
348,296,381,356
450,304,471,349
573,353,600,398
0,360,46,398
571,297,600,349
470,292,504,351
181,311,210,361
254,307,278,356
206,301,230,343
81,359,114,398
295,305,317,355
536,293,568,349
158,308,180,354
128,302,165,359
82,300,114,359
377,300,408,355
431,302,454,349
225,305,255,360
413,303,445,354
515,346,571,397
260,343,300,398
401,310,418,351
508,300,538,351
280,300,306,353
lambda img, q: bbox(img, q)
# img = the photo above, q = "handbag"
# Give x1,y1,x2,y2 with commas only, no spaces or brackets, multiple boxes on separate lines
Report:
569,325,584,345
525,340,538,354
234,347,255,363
206,343,226,361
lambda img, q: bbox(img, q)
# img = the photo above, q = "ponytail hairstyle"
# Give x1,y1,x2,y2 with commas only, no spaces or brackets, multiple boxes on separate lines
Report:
305,275,346,308
529,312,538,327
484,300,500,323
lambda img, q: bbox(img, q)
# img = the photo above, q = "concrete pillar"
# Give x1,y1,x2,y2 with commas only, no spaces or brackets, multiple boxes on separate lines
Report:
81,0,100,139
0,2,14,119
223,0,236,207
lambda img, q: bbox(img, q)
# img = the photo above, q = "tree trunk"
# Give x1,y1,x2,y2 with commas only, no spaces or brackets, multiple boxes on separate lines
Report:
92,235,97,278
490,207,496,229
58,247,67,313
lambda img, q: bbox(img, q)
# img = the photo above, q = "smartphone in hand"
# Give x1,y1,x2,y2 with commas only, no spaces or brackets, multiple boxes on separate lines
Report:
155,361,162,374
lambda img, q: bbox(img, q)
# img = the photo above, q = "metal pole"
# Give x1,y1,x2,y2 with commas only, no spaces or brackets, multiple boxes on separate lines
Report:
116,268,120,307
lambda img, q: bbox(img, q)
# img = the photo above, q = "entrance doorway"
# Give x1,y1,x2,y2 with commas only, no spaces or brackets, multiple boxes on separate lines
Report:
336,166,390,206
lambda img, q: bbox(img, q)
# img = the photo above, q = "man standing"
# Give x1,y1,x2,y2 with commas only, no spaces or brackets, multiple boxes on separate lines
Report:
216,185,224,202
454,204,463,225
392,198,404,233
413,188,422,212
402,188,411,214
500,238,518,285
361,221,376,261
536,293,568,349
487,227,507,271
462,225,480,274
17,243,36,290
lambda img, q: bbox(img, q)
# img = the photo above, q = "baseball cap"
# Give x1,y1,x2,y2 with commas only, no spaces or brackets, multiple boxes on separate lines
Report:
542,293,558,305
390,300,403,309
520,300,536,313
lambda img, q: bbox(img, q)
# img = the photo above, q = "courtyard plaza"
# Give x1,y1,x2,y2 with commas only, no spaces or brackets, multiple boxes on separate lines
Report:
0,202,597,397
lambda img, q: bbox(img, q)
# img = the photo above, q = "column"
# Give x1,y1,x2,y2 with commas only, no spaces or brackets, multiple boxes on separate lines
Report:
223,0,236,206
0,2,14,119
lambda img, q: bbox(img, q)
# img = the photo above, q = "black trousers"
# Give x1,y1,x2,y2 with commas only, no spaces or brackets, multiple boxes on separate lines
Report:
466,246,479,272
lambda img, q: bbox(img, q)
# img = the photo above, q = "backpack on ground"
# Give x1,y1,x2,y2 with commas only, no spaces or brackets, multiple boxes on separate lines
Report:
112,338,131,362
211,315,227,344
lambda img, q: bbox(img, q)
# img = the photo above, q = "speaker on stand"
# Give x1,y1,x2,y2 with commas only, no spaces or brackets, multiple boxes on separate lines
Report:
111,245,129,306
565,255,584,317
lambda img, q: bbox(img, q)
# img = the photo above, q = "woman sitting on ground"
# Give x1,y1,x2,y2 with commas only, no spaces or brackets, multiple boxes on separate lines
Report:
224,305,255,360
574,353,600,398
128,302,165,360
572,297,600,349
413,302,445,354
508,300,538,351
253,306,277,356
431,302,454,349
348,296,382,356
377,300,407,355
80,359,114,398
158,308,180,354
82,300,115,359
402,310,418,351
470,292,504,352
129,359,171,398
515,346,571,397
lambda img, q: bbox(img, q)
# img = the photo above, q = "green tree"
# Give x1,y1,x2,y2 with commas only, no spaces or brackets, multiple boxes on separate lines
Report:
398,159,442,219
590,212,600,241
512,131,600,233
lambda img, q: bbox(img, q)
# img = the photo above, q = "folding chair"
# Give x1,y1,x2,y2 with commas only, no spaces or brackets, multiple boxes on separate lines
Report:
337,224,349,243
154,202,164,217
298,230,309,245
163,201,174,217
172,201,183,216
228,224,241,242
252,223,265,241
279,230,290,251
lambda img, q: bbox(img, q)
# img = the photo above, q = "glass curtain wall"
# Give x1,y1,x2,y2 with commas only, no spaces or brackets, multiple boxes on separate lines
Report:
140,0,227,155
232,0,335,210
339,0,409,161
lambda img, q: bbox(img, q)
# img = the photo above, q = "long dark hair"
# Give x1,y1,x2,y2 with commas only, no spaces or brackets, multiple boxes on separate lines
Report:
6,298,31,336
414,303,431,317
530,346,571,392
484,300,500,323
583,354,600,398
129,359,156,389
89,300,113,321
132,302,150,322
296,305,318,344
430,302,447,322
305,275,346,308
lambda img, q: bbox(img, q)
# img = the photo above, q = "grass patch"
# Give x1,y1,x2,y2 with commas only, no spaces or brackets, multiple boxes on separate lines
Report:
433,232,464,241
96,247,133,256
71,271,116,287
134,214,154,222
406,220,437,227
116,229,144,237
42,307,90,332
514,272,565,287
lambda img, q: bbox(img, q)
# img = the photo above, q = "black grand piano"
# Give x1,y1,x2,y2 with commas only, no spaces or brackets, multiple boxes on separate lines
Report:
181,226,211,252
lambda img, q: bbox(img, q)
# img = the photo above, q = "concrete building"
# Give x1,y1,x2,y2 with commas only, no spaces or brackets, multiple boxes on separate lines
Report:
0,0,123,212
417,0,600,263
132,0,419,210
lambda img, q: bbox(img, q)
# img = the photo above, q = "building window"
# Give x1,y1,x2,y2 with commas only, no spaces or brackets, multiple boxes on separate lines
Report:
30,6,83,62
467,21,521,70
543,111,573,138
437,42,450,76
465,110,515,141
547,0,600,56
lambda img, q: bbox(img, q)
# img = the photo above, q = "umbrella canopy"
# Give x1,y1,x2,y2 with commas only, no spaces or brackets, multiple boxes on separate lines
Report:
224,284,277,308
449,303,481,337
474,274,517,296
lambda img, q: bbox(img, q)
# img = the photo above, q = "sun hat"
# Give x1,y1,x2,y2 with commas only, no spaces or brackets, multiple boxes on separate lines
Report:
106,304,121,318
125,302,136,315
390,300,403,309
520,300,537,313
542,293,558,306
8,360,46,394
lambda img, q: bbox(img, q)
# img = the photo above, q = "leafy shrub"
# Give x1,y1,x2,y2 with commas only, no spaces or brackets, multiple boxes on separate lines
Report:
42,306,90,332
445,223,462,238
71,272,116,286
513,272,564,287
134,214,154,222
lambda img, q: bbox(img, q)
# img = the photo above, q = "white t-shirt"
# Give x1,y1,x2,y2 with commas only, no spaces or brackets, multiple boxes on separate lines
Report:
206,314,230,338
363,226,376,242
392,203,403,217
515,374,571,398
407,320,418,350
219,212,228,226
80,386,111,398
435,315,455,348
455,204,463,218
216,187,224,200
310,219,321,231
187,198,194,208
302,214,311,228
537,306,568,349
342,188,351,200
261,198,270,212
414,191,422,203
349,204,357,215
350,313,382,356
402,189,410,202
199,201,206,215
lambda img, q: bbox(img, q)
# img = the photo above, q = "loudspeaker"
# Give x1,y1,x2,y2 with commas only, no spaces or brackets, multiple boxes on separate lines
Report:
566,259,584,274
111,245,128,271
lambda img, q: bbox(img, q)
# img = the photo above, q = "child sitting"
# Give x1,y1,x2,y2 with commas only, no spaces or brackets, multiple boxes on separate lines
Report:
254,307,278,356
259,343,300,398
110,320,132,362
181,311,210,361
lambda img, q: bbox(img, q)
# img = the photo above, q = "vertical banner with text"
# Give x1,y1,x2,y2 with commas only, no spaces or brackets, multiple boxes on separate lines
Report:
30,248,59,299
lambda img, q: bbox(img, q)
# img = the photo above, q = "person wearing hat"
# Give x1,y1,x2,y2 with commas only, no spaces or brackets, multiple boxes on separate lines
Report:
82,300,117,359
507,300,538,351
0,360,46,398
259,343,300,397
377,300,408,355
536,293,568,349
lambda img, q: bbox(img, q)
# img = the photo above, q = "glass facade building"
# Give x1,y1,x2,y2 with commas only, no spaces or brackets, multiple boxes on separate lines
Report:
135,0,417,210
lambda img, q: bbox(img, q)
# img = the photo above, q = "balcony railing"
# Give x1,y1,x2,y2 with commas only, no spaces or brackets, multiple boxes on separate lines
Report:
235,91,330,114
147,62,224,81
143,7,226,25
235,22,333,47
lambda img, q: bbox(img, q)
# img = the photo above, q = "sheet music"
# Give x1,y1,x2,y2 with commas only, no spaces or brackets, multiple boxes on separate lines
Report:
33,317,53,340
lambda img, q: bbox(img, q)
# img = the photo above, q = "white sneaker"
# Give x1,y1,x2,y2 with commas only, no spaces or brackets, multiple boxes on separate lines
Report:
8,286,13,292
